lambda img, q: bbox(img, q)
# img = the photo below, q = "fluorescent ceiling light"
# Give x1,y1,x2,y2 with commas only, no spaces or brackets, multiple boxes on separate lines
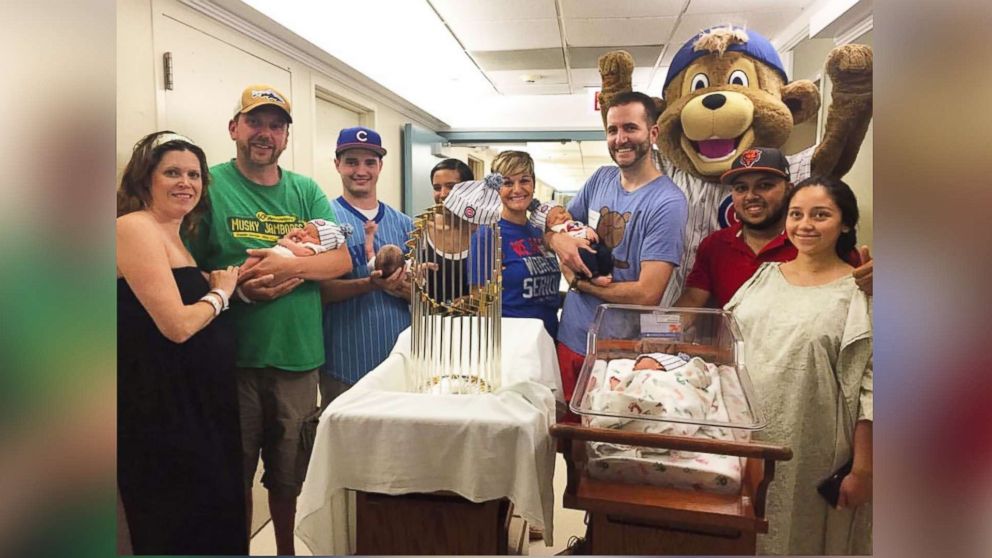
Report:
243,0,493,123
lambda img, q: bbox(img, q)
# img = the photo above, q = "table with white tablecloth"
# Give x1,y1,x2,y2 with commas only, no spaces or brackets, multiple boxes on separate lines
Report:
295,317,563,555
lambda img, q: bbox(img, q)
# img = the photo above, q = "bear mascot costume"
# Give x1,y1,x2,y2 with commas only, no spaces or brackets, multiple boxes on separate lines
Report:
594,25,872,304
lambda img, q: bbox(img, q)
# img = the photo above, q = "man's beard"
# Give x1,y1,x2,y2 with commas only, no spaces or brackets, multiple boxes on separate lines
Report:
742,202,787,231
610,138,652,168
240,142,281,166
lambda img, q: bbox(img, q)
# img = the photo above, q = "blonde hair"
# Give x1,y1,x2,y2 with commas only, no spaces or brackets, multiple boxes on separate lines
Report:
491,150,534,180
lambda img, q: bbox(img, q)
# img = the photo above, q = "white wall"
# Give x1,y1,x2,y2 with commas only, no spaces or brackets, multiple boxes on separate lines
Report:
116,0,442,210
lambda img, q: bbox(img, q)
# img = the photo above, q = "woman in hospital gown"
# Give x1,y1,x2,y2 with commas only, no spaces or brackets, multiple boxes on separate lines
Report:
725,176,872,555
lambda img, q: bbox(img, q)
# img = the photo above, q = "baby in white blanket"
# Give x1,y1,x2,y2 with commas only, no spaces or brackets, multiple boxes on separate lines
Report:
584,354,748,494
242,219,352,273
587,353,717,437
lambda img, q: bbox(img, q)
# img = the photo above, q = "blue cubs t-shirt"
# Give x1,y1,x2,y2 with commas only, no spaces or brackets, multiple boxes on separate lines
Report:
558,166,688,355
470,219,561,339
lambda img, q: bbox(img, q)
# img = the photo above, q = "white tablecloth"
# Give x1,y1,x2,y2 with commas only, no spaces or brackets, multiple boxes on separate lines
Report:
295,317,562,555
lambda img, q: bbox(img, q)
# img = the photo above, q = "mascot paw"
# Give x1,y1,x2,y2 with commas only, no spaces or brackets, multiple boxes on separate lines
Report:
826,44,872,93
598,50,635,92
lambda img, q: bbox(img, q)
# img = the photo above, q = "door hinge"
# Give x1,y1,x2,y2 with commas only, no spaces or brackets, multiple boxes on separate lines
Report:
163,52,174,90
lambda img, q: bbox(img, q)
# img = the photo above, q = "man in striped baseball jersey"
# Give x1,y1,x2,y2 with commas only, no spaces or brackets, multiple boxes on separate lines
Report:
321,127,413,402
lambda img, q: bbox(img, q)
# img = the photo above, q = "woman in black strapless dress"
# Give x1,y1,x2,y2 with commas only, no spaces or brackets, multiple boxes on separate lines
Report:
116,132,246,555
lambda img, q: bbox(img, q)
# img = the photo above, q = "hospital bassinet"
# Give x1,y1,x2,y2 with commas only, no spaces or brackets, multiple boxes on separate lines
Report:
552,304,792,555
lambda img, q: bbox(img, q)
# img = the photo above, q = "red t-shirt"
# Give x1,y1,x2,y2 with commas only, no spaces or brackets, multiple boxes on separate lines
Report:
685,223,861,307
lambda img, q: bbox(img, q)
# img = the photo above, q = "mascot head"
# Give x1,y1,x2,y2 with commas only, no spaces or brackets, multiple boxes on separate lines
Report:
656,26,820,179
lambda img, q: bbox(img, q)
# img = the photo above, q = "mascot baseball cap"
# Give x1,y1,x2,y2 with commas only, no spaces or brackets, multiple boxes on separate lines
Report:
234,84,292,122
336,126,387,157
663,26,788,93
719,147,790,184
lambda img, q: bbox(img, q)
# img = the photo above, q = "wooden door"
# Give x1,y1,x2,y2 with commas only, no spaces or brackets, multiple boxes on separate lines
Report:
313,95,361,200
154,7,294,169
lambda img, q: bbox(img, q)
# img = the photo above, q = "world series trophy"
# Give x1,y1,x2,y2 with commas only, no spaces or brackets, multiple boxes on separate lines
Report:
404,174,504,395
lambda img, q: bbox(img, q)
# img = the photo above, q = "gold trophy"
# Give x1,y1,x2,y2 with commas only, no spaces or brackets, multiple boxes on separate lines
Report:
405,174,504,394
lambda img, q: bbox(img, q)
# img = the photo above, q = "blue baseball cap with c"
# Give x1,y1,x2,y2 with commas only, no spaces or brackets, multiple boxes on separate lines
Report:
336,126,387,157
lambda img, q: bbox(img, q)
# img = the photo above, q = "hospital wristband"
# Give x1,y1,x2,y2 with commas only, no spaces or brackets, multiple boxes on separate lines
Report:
199,293,223,316
209,288,230,310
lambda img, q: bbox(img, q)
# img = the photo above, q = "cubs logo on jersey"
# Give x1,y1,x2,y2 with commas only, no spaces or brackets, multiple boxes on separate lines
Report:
718,194,739,229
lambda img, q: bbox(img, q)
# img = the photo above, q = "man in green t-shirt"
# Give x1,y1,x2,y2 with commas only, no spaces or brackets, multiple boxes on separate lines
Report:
187,84,351,555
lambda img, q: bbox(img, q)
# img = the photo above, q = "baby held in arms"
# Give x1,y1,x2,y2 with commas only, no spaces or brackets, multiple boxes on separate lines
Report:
529,199,613,286
243,219,351,271
362,220,406,278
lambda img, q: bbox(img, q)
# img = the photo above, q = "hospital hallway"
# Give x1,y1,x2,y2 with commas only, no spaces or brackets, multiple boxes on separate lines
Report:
115,0,875,555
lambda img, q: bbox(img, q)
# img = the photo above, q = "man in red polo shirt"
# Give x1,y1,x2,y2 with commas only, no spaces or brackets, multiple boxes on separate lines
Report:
677,147,872,308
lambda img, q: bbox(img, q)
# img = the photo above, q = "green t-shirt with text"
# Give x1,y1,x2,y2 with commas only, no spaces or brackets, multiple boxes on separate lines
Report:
186,160,335,371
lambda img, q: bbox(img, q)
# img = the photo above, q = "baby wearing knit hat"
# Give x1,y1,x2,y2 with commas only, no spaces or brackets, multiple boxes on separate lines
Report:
242,219,352,273
529,199,613,286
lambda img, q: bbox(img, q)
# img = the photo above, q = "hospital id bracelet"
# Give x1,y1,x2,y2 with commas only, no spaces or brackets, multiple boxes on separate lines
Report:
209,288,230,311
199,292,224,316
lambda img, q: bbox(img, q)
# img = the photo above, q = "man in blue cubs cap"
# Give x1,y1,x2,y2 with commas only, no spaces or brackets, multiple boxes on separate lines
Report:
335,126,387,157
322,126,413,403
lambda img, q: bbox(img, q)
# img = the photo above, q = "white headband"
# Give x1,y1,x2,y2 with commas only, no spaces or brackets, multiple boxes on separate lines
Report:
151,132,196,150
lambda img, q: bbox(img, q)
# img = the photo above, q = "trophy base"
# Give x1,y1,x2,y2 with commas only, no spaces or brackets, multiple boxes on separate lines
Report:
422,374,495,395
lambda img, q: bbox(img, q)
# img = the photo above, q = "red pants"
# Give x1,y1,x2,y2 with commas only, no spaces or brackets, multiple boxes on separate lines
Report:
556,342,586,424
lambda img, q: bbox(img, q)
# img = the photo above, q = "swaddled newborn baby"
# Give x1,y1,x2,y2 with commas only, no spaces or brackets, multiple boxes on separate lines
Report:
587,352,716,437
529,199,614,286
242,219,351,272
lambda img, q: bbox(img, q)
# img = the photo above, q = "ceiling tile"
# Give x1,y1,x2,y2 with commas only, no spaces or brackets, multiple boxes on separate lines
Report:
685,0,814,15
488,69,569,86
669,13,749,49
569,68,604,88
569,66,655,89
496,83,572,95
472,48,565,71
565,16,677,47
670,11,804,50
561,0,684,19
567,45,663,68
430,0,557,22
659,10,804,86
454,18,561,50
739,10,806,39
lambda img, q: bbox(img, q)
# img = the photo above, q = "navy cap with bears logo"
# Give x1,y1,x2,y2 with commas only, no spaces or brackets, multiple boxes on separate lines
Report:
719,146,791,184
